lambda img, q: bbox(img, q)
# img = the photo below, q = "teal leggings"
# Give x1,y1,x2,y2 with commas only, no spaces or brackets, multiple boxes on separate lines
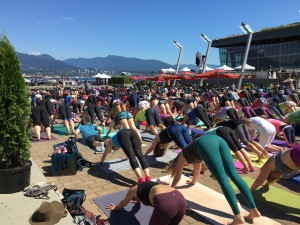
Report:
195,135,256,215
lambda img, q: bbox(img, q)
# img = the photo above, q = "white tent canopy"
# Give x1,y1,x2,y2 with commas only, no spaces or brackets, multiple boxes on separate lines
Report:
24,78,31,83
179,67,191,72
199,66,214,71
216,65,235,71
93,73,111,78
160,68,176,73
234,64,255,70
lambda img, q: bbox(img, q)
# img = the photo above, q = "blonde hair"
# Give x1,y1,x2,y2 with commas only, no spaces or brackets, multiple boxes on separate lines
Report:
165,155,179,178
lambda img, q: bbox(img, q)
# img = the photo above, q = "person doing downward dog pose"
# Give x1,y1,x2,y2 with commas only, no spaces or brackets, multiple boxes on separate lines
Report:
267,118,297,147
245,117,283,153
101,129,151,183
217,119,268,159
144,116,193,156
182,105,214,129
251,145,300,191
205,126,255,173
106,181,187,225
166,135,261,225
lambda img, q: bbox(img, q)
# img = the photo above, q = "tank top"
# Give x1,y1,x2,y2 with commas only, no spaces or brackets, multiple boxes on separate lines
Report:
159,129,172,144
136,181,159,206
182,139,202,164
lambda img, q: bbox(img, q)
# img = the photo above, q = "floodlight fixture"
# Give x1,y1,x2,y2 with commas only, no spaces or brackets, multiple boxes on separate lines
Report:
173,40,183,49
200,33,211,43
239,22,253,34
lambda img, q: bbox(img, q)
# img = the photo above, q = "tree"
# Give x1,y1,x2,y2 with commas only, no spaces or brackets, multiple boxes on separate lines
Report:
0,33,31,169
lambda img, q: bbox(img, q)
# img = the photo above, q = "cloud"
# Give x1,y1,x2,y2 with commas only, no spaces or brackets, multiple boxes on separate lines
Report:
62,17,74,21
29,52,41,56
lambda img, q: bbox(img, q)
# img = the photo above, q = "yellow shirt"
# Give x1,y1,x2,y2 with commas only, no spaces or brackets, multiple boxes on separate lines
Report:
134,108,147,122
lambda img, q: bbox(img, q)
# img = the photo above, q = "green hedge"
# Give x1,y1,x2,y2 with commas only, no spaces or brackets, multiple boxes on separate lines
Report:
110,76,132,84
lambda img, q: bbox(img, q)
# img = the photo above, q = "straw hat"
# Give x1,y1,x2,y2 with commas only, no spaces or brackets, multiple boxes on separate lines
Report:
29,201,66,225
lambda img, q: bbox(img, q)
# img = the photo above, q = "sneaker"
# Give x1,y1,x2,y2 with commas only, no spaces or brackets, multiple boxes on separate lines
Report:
96,146,104,152
145,176,151,182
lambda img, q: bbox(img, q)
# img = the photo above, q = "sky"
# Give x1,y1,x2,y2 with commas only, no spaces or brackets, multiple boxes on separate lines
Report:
0,0,300,66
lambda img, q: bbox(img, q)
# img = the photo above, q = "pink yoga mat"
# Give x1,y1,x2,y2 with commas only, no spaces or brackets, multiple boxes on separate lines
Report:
233,160,258,174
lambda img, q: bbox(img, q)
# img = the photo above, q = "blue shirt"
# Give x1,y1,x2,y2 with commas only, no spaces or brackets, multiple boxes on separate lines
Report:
111,132,120,148
78,124,99,143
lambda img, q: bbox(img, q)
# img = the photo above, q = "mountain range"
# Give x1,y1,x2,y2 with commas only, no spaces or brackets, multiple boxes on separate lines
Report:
17,52,219,74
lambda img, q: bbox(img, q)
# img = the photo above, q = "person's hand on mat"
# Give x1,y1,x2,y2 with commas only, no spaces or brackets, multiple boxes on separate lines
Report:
106,203,117,211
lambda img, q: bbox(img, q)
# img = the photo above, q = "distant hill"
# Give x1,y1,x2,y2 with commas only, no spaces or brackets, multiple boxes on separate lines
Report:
17,52,77,72
16,52,219,74
64,55,174,73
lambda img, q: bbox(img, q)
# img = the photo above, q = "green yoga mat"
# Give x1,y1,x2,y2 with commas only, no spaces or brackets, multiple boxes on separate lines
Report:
230,177,300,217
52,125,71,136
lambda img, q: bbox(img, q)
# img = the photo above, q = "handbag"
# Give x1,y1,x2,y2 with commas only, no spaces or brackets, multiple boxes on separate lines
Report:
51,138,79,176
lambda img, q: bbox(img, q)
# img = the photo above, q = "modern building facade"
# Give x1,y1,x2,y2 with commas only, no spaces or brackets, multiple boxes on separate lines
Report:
211,22,300,71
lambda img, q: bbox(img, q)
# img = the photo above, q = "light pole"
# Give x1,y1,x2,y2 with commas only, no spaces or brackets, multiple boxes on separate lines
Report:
200,33,212,74
173,40,183,89
237,22,253,90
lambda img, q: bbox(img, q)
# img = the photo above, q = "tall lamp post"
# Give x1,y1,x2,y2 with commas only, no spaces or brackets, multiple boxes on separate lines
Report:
173,40,183,89
237,22,253,90
200,33,212,74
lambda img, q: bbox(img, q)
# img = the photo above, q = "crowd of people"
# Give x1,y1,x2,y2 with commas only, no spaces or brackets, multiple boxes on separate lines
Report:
29,81,300,225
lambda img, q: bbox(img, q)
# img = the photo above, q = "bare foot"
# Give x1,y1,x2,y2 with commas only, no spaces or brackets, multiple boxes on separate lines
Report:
245,208,261,220
241,167,250,174
249,165,255,172
227,214,245,225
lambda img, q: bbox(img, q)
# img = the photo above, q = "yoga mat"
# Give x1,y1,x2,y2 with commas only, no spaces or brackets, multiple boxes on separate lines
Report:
254,138,288,148
159,175,280,225
52,125,71,136
233,160,258,174
93,190,153,225
100,132,117,139
30,133,57,142
230,176,300,218
140,132,155,142
231,151,268,168
289,173,300,184
97,150,178,174
190,128,206,135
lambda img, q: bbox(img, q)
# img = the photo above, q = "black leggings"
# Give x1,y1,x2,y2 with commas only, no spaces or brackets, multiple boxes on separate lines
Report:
31,106,50,128
87,105,103,122
280,125,296,145
59,104,72,120
216,127,242,152
226,108,239,119
117,129,149,170
195,106,213,129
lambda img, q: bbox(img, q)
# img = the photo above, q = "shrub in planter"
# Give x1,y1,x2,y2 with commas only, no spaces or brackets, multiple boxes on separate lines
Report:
0,33,32,193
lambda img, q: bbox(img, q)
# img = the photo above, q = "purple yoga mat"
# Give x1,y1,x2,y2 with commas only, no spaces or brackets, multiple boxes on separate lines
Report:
254,138,288,148
30,132,57,142
93,190,153,225
191,128,206,135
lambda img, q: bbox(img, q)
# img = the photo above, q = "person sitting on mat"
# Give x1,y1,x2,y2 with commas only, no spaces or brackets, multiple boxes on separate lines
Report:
205,126,255,173
100,128,151,183
251,145,300,191
144,116,193,156
74,116,105,152
106,181,186,225
166,135,261,225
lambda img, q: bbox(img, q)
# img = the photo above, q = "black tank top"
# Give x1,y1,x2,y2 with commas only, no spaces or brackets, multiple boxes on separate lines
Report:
137,181,159,206
159,129,172,144
182,139,202,164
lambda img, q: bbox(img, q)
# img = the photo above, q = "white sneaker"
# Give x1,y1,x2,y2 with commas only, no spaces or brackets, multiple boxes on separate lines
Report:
95,146,103,152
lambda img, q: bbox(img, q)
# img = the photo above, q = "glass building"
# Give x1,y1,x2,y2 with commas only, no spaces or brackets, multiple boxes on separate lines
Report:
211,22,300,71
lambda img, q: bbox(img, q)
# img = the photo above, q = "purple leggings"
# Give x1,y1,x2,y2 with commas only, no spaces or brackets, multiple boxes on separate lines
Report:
149,190,186,225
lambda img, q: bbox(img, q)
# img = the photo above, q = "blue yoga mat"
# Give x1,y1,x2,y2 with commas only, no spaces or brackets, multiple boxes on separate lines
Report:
290,173,300,184
141,132,155,142
93,190,153,225
190,128,206,135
